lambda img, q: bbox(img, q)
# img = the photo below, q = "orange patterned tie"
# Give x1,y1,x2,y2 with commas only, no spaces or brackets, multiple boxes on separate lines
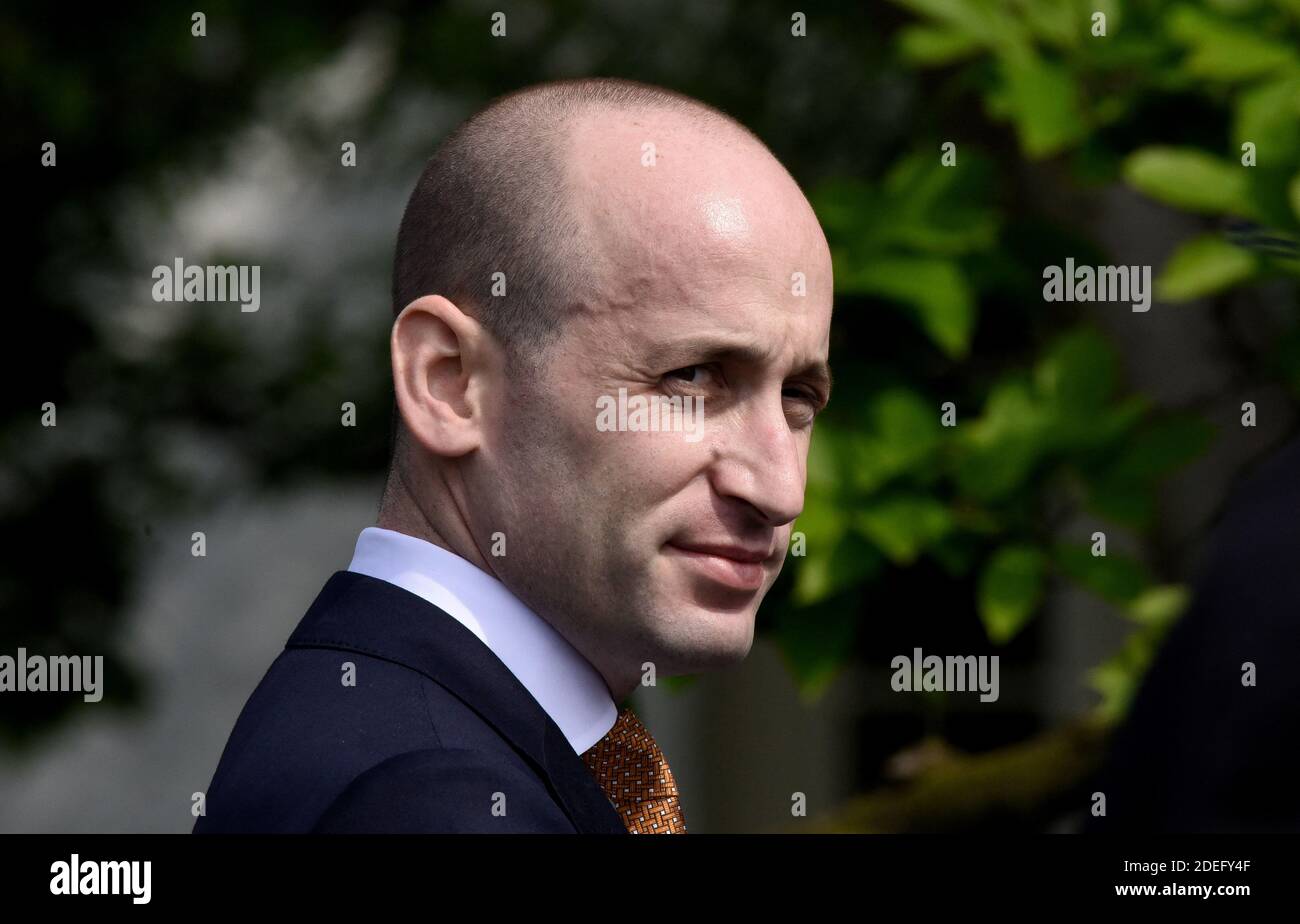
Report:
581,706,687,834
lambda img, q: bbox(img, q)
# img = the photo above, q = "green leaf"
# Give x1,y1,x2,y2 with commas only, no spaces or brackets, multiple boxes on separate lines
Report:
770,594,862,703
891,0,1031,54
1122,147,1254,215
1088,605,1181,722
1156,235,1259,301
806,424,844,493
1065,395,1149,450
955,380,1049,501
979,544,1048,643
877,153,1000,255
1015,0,1087,49
1088,656,1138,724
845,388,944,494
898,24,983,65
1243,166,1300,229
1034,327,1117,414
1053,543,1150,604
1033,329,1145,453
1125,584,1191,627
1232,77,1300,164
1084,479,1155,528
840,257,975,357
790,491,845,606
1101,414,1216,482
995,48,1088,158
1083,414,1215,525
1168,6,1300,81
791,516,882,606
854,493,953,563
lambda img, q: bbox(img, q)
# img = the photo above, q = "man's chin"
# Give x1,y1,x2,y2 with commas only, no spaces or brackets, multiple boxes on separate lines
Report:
669,633,757,674
621,551,767,670
641,599,759,673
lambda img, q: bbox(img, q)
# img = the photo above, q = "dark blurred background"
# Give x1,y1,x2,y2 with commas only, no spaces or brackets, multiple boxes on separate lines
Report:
4,0,1300,832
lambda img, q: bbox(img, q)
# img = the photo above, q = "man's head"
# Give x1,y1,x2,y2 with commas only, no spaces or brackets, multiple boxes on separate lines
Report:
384,77,833,701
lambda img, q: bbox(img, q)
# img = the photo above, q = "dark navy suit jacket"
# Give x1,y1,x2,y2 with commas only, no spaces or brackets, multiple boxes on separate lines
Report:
193,570,628,833
1085,433,1300,832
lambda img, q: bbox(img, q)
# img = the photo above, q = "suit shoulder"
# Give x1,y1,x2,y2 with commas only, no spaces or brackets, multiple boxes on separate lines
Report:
311,747,575,833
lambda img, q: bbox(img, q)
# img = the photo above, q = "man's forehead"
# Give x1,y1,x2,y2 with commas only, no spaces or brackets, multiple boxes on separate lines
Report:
578,247,833,359
560,106,833,367
570,278,833,395
567,108,827,275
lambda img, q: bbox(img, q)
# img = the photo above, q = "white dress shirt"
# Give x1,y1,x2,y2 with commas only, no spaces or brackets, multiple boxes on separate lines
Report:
346,526,617,755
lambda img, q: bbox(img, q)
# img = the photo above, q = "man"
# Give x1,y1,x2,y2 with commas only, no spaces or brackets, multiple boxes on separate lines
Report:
194,77,834,834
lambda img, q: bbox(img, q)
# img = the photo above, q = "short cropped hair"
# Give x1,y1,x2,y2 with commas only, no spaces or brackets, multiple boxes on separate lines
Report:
390,77,755,372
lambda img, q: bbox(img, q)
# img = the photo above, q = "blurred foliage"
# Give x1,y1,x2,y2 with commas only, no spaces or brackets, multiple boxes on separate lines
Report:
771,0,1300,725
4,0,1299,774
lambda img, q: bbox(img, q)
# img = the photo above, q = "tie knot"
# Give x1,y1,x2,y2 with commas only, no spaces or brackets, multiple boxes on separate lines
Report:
582,707,687,834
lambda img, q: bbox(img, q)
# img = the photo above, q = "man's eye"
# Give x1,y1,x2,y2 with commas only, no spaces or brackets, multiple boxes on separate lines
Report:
664,365,711,387
783,388,826,429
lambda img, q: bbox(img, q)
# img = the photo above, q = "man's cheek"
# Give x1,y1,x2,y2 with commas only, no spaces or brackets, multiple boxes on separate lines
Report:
770,527,796,572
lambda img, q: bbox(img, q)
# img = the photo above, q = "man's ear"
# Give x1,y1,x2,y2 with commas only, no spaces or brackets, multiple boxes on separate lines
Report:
391,294,492,459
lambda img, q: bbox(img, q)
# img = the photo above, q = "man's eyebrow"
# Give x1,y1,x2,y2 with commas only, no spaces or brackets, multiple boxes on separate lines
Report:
653,336,834,400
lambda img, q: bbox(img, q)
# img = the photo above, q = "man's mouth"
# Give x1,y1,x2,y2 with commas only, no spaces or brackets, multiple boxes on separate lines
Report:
663,540,772,592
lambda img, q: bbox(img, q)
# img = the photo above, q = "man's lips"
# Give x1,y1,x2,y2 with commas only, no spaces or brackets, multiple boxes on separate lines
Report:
664,540,773,591
669,541,772,563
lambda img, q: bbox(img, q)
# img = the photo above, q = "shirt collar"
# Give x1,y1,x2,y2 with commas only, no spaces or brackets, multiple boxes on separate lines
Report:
345,526,617,754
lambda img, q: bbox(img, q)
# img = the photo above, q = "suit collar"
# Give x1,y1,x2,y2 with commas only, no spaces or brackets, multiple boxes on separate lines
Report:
345,527,617,754
287,570,627,834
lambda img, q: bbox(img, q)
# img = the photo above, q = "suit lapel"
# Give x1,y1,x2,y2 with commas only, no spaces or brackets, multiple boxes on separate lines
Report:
287,571,627,834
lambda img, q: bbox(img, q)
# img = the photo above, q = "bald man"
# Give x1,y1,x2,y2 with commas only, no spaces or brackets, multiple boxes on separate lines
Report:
195,77,834,834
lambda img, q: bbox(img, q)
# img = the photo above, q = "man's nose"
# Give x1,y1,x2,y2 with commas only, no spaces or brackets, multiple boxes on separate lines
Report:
706,397,806,526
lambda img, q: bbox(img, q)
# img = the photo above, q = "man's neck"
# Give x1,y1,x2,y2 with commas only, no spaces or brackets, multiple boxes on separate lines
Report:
377,467,500,580
376,468,637,704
